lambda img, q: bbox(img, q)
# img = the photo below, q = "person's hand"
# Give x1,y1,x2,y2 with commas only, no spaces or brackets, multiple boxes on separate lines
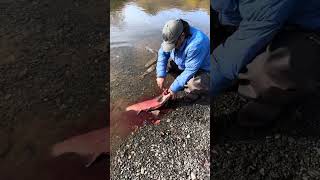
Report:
168,88,177,100
156,77,165,89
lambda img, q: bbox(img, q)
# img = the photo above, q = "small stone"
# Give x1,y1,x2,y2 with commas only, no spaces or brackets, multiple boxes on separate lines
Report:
166,119,171,123
203,159,210,171
259,168,265,176
186,134,191,139
140,167,145,174
160,132,165,137
275,134,281,139
190,172,196,180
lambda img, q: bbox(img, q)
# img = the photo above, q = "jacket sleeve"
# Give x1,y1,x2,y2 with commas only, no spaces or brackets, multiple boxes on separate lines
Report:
156,47,170,78
170,46,206,93
211,0,297,95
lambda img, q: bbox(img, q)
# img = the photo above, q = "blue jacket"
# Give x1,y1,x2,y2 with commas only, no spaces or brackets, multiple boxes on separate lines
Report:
211,0,320,96
157,27,210,93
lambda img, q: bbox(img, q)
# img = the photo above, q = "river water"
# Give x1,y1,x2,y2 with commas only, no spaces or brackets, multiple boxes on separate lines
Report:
110,0,210,151
110,0,209,103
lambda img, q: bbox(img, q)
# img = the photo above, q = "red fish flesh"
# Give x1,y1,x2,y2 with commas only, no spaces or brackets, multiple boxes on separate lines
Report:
126,90,170,112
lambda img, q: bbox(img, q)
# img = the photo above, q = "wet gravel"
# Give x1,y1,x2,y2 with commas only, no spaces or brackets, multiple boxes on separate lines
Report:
0,0,108,126
111,102,210,180
111,91,320,180
211,92,320,180
0,0,108,178
212,135,320,180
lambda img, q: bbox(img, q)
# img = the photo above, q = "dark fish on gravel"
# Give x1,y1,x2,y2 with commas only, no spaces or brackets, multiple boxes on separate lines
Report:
145,46,157,54
144,57,157,68
51,128,109,167
139,64,156,79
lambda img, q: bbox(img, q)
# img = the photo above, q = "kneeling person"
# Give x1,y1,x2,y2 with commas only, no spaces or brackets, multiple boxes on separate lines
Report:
156,19,210,102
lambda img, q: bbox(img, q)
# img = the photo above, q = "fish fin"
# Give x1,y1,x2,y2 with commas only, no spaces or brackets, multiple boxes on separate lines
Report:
137,110,142,115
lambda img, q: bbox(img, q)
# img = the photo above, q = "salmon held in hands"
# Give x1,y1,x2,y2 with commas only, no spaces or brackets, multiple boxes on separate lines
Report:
126,90,171,112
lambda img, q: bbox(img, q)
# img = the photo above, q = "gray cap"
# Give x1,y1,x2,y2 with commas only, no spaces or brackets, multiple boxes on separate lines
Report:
161,19,183,52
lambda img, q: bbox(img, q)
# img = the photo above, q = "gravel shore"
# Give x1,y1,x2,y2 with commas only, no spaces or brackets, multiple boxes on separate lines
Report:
111,92,320,180
211,93,320,180
212,135,320,180
0,0,108,178
111,102,210,180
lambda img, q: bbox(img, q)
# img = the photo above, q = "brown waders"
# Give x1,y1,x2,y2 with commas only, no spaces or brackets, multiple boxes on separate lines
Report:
167,59,210,102
237,29,320,127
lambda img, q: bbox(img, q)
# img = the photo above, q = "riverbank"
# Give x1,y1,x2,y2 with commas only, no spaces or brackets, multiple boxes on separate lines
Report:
111,101,210,179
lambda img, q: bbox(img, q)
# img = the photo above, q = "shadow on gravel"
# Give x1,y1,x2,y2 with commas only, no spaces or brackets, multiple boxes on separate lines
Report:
212,102,320,145
211,92,320,179
167,94,211,110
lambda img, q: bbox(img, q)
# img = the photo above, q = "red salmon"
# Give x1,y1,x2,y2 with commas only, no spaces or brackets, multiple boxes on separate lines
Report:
126,90,170,112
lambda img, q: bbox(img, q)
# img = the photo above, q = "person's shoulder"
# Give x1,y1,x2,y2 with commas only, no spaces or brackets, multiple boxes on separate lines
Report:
190,26,205,35
189,27,209,45
184,28,208,54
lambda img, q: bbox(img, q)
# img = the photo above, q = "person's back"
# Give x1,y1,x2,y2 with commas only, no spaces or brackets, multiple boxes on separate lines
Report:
165,26,210,73
211,0,320,96
156,19,210,102
212,0,320,31
211,0,320,134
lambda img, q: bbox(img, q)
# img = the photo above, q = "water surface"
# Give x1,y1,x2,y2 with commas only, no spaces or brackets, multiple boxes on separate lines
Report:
110,0,210,150
110,0,210,103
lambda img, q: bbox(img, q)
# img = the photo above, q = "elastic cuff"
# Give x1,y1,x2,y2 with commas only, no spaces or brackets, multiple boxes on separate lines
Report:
170,85,181,93
157,71,167,78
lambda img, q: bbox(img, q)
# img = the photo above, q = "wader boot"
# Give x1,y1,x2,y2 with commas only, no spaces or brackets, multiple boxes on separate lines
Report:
167,59,210,102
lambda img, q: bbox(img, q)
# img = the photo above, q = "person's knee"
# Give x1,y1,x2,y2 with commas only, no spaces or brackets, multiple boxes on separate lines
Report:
186,73,209,93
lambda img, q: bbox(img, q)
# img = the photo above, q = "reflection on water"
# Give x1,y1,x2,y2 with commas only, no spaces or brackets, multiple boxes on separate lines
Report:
110,0,209,106
110,0,209,102
110,0,210,48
